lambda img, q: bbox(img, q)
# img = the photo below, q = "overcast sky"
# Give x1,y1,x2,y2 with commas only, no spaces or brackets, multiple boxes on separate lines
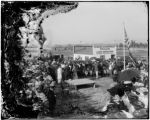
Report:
42,2,148,47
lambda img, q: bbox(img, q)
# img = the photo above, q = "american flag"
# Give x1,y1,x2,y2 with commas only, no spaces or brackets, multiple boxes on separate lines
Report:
124,24,137,66
124,26,131,49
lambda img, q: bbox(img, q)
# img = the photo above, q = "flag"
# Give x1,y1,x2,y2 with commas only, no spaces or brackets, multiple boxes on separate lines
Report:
123,23,137,68
124,26,131,49
128,49,138,66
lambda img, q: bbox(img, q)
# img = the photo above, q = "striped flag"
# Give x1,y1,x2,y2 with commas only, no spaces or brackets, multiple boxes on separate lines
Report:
123,24,137,66
124,26,131,49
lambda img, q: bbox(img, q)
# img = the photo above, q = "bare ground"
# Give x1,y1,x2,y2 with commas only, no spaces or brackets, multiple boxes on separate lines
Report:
53,77,115,119
8,77,116,119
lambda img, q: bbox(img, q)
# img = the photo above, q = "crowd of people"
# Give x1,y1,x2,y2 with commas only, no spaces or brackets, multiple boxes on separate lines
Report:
2,55,148,119
33,57,148,84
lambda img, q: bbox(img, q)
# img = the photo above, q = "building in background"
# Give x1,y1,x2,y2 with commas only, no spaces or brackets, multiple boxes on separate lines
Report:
73,45,93,60
93,44,117,60
73,44,117,60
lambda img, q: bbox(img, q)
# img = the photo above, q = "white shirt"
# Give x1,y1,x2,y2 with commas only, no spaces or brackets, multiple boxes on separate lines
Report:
57,67,62,83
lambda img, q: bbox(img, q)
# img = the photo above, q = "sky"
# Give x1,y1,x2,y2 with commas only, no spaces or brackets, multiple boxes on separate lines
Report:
42,2,148,47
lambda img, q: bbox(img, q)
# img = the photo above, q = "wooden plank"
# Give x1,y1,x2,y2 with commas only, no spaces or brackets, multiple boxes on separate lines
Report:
66,79,95,86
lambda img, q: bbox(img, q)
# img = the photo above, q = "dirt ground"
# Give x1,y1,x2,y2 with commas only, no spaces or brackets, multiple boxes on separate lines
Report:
8,76,147,119
6,77,115,120
53,77,115,119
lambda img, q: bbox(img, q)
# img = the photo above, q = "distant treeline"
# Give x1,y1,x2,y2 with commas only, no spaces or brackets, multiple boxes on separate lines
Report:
118,40,148,48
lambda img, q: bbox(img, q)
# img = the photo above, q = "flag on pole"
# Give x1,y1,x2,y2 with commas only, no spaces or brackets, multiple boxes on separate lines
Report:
124,26,131,49
128,50,137,66
123,24,137,66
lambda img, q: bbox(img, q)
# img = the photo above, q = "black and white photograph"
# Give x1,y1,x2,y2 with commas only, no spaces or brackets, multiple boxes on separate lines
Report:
1,1,149,119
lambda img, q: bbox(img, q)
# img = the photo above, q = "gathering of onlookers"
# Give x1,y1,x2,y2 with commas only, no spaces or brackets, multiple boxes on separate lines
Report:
2,54,147,119
30,56,148,84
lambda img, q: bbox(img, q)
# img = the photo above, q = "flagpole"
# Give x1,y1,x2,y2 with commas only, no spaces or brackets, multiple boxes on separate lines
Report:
123,38,126,70
123,23,126,70
73,44,75,60
123,22,135,69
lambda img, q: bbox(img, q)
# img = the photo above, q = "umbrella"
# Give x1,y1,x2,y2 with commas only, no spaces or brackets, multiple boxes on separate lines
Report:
118,68,140,83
